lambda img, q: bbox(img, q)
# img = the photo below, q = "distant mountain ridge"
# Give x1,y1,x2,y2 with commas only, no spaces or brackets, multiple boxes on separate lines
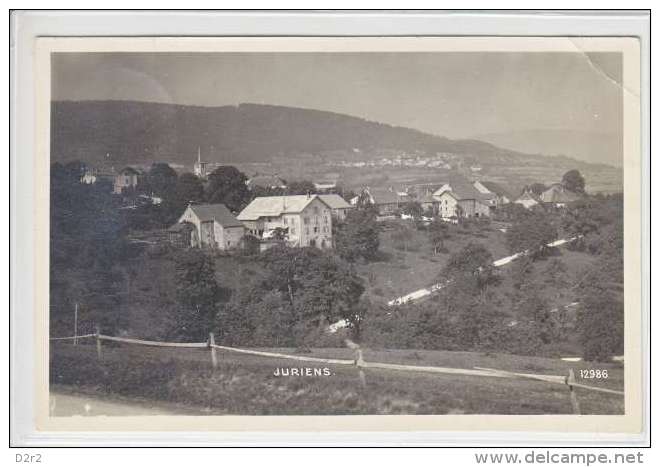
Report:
473,129,622,168
51,100,614,170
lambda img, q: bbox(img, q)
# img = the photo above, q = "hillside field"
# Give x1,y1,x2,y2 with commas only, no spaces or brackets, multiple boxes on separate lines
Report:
50,341,623,416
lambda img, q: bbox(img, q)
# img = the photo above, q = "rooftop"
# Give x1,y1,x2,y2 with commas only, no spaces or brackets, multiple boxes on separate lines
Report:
435,177,490,201
188,203,244,228
237,194,329,221
317,194,352,210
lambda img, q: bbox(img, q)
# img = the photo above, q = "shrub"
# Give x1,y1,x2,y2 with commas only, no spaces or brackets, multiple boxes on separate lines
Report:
577,290,624,362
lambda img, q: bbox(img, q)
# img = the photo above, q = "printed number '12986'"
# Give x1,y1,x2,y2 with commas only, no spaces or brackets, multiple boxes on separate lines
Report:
579,369,609,379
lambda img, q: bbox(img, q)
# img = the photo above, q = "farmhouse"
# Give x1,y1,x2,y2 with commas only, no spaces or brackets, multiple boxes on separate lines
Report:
177,203,245,250
350,187,409,216
540,183,582,207
317,194,354,221
237,194,333,249
432,178,491,218
473,180,513,208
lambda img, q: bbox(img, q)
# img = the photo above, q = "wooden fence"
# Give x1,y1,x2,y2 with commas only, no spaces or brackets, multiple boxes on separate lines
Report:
50,331,623,414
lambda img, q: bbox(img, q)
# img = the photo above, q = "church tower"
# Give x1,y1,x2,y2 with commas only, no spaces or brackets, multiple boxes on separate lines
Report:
193,147,208,179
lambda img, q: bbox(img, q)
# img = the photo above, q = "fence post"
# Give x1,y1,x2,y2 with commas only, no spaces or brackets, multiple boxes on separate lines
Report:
567,368,581,414
95,325,102,360
208,332,218,369
352,343,367,389
73,302,78,346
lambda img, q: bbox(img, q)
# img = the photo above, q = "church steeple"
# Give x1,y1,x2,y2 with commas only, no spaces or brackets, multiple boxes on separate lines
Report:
193,147,208,179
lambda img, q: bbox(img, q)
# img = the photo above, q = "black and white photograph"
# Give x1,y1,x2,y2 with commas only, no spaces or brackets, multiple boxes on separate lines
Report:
40,36,640,425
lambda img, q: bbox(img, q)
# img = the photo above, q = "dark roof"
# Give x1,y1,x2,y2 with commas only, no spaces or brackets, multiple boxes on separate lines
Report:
437,177,489,201
368,188,408,205
189,203,244,228
479,181,514,200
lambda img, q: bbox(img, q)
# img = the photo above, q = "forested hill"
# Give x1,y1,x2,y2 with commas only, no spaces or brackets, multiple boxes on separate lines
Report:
51,100,595,168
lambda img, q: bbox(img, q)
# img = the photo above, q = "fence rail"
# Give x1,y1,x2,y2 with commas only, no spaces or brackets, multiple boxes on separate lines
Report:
49,331,624,413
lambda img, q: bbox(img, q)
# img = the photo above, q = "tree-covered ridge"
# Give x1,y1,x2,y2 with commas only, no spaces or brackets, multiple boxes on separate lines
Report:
51,100,608,169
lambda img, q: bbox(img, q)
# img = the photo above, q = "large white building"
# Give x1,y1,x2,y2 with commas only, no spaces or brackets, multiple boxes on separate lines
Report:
237,194,334,249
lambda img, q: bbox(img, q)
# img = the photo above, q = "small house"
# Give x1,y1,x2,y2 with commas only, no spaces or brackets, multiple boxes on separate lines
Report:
317,194,354,221
113,167,140,194
177,203,245,250
350,187,409,216
514,189,541,209
432,178,491,218
540,183,582,207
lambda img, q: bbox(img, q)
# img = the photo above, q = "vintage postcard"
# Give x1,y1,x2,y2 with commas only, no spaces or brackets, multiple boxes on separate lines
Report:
33,36,643,434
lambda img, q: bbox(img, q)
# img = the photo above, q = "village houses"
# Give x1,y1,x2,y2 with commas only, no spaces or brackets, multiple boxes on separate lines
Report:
237,194,334,249
176,203,246,250
350,187,410,216
430,177,492,219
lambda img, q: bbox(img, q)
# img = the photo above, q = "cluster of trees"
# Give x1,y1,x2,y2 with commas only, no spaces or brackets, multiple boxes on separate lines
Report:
166,244,366,346
334,205,381,263
505,211,558,260
50,162,131,335
125,164,251,228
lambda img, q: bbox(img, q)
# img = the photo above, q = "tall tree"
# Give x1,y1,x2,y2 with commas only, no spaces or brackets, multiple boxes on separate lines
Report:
334,207,380,262
144,162,178,197
576,272,623,361
562,169,586,194
170,249,221,341
441,241,494,284
428,218,450,254
506,213,558,260
205,166,250,212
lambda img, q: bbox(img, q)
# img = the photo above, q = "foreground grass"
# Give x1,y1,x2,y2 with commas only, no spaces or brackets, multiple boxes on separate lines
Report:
51,342,623,415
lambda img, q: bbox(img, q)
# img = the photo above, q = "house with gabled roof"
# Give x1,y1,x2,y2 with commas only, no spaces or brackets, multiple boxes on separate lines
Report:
350,187,409,216
177,203,245,250
540,183,582,207
237,194,333,249
514,188,542,209
473,180,513,208
432,177,491,218
317,194,354,221
113,166,141,194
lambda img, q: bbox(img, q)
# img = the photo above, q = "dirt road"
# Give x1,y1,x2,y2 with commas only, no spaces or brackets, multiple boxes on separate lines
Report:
50,389,194,416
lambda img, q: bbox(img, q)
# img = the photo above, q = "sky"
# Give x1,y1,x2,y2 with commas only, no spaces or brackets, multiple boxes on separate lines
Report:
52,51,622,156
